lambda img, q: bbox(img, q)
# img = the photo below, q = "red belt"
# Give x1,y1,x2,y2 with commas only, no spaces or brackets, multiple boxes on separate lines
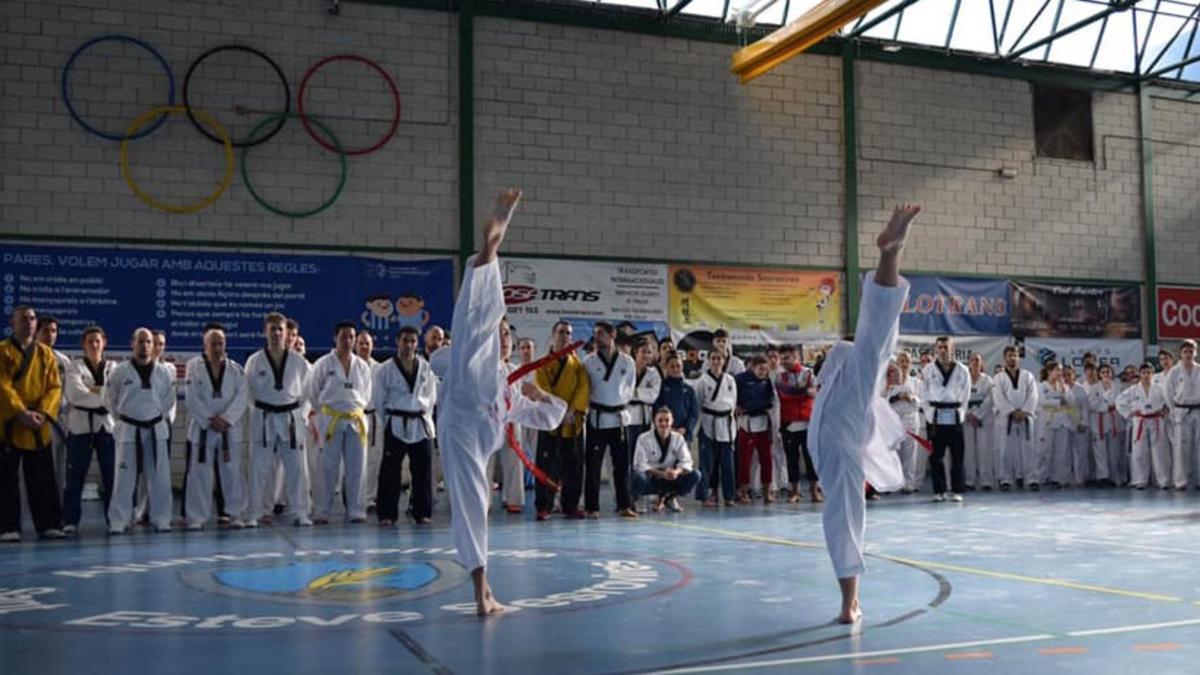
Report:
1135,412,1163,443
1097,410,1119,440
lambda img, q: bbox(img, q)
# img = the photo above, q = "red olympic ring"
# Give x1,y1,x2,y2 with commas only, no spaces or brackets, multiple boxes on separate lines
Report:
298,54,401,156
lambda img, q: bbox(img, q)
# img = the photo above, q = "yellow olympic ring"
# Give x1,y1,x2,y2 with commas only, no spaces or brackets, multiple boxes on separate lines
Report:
119,105,234,214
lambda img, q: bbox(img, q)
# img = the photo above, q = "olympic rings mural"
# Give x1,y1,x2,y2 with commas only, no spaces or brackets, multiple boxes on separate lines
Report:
61,35,401,216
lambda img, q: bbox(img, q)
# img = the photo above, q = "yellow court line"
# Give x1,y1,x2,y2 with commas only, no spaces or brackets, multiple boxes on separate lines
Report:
650,521,1185,604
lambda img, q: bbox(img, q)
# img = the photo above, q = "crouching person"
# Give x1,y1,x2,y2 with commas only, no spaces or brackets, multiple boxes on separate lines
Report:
632,407,701,513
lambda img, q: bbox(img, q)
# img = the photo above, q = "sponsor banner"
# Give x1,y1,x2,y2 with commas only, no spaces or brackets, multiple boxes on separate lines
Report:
1157,286,1200,340
1021,337,1145,373
897,335,1012,374
500,258,668,348
1010,280,1141,339
898,274,1010,335
0,243,453,358
668,265,842,345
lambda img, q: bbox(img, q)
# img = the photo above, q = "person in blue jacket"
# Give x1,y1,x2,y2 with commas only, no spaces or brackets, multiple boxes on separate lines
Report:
656,354,698,442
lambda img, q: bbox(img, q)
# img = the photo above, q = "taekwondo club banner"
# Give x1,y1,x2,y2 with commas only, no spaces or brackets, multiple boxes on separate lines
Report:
1021,337,1144,373
0,243,453,357
1157,286,1200,340
500,257,669,347
1010,280,1141,339
668,264,843,346
897,335,1012,372
898,274,1011,335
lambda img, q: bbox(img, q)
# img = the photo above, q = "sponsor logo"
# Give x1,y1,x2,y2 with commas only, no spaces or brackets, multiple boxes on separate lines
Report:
0,548,686,633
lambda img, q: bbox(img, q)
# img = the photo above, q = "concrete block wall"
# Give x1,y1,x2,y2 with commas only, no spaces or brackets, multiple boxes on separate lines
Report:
856,61,1143,281
0,0,457,250
1150,96,1200,287
473,18,845,267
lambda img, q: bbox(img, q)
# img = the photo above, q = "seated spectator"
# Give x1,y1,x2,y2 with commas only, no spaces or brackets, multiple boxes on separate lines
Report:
632,407,701,513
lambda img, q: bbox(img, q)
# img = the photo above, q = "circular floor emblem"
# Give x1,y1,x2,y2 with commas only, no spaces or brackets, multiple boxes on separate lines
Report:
184,558,467,605
0,546,689,633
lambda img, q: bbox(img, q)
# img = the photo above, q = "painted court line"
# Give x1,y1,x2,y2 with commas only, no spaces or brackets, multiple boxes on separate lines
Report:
648,619,1200,673
867,515,1200,558
646,635,1057,673
652,521,1184,604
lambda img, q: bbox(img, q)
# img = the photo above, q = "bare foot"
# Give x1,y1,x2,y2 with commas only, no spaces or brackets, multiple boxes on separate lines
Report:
837,601,862,624
876,203,921,252
475,588,508,617
486,189,521,244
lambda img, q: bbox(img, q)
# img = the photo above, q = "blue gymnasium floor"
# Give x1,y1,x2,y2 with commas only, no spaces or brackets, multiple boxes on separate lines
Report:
3,488,1200,674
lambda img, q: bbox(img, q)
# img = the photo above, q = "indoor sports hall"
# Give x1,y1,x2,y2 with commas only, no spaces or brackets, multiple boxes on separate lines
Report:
3,1,1200,673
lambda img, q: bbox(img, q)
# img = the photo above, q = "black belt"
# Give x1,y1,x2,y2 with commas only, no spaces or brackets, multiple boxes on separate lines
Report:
197,427,229,464
968,399,984,408
930,402,960,409
588,401,626,429
590,402,626,413
119,414,163,475
74,404,109,435
255,400,299,450
1178,403,1200,410
385,408,432,440
364,409,377,446
1006,413,1031,440
701,406,735,440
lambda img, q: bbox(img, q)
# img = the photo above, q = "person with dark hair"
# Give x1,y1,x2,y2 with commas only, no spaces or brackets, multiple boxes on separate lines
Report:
245,312,313,527
735,354,776,503
777,344,821,502
711,329,745,377
627,338,662,510
695,350,738,507
964,352,996,491
1088,363,1124,486
534,320,589,521
583,321,637,518
34,315,70,491
62,326,117,534
655,354,698,443
993,346,1039,491
1117,362,1171,489
183,324,249,529
305,320,373,524
631,407,701,513
1034,360,1072,491
920,336,971,502
1166,340,1200,491
0,306,65,541
372,325,437,525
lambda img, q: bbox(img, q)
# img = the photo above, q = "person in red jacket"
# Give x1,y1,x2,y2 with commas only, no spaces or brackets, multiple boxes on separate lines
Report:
777,344,821,503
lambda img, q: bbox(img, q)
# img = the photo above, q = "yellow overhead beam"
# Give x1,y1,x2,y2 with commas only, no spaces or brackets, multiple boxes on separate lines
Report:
731,0,887,84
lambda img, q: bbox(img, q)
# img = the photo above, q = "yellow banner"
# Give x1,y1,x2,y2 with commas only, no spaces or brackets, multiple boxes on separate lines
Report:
668,265,842,342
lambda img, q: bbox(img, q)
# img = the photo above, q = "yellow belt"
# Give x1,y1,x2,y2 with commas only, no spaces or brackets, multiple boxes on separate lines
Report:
321,405,368,448
1043,405,1080,423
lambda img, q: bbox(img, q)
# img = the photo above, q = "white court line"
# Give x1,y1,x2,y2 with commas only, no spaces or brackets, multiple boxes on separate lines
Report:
866,515,1200,557
646,635,1056,674
1067,617,1200,637
647,617,1200,673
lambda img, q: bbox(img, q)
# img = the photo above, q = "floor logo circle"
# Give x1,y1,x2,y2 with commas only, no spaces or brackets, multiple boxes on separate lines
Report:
0,545,689,633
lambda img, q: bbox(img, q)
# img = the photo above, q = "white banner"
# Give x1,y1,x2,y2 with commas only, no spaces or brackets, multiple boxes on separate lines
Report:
897,335,1012,372
1021,337,1144,373
499,257,669,348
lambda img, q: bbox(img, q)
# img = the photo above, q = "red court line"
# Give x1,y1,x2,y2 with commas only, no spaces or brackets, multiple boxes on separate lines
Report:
945,651,994,660
1038,646,1088,655
1134,643,1181,652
